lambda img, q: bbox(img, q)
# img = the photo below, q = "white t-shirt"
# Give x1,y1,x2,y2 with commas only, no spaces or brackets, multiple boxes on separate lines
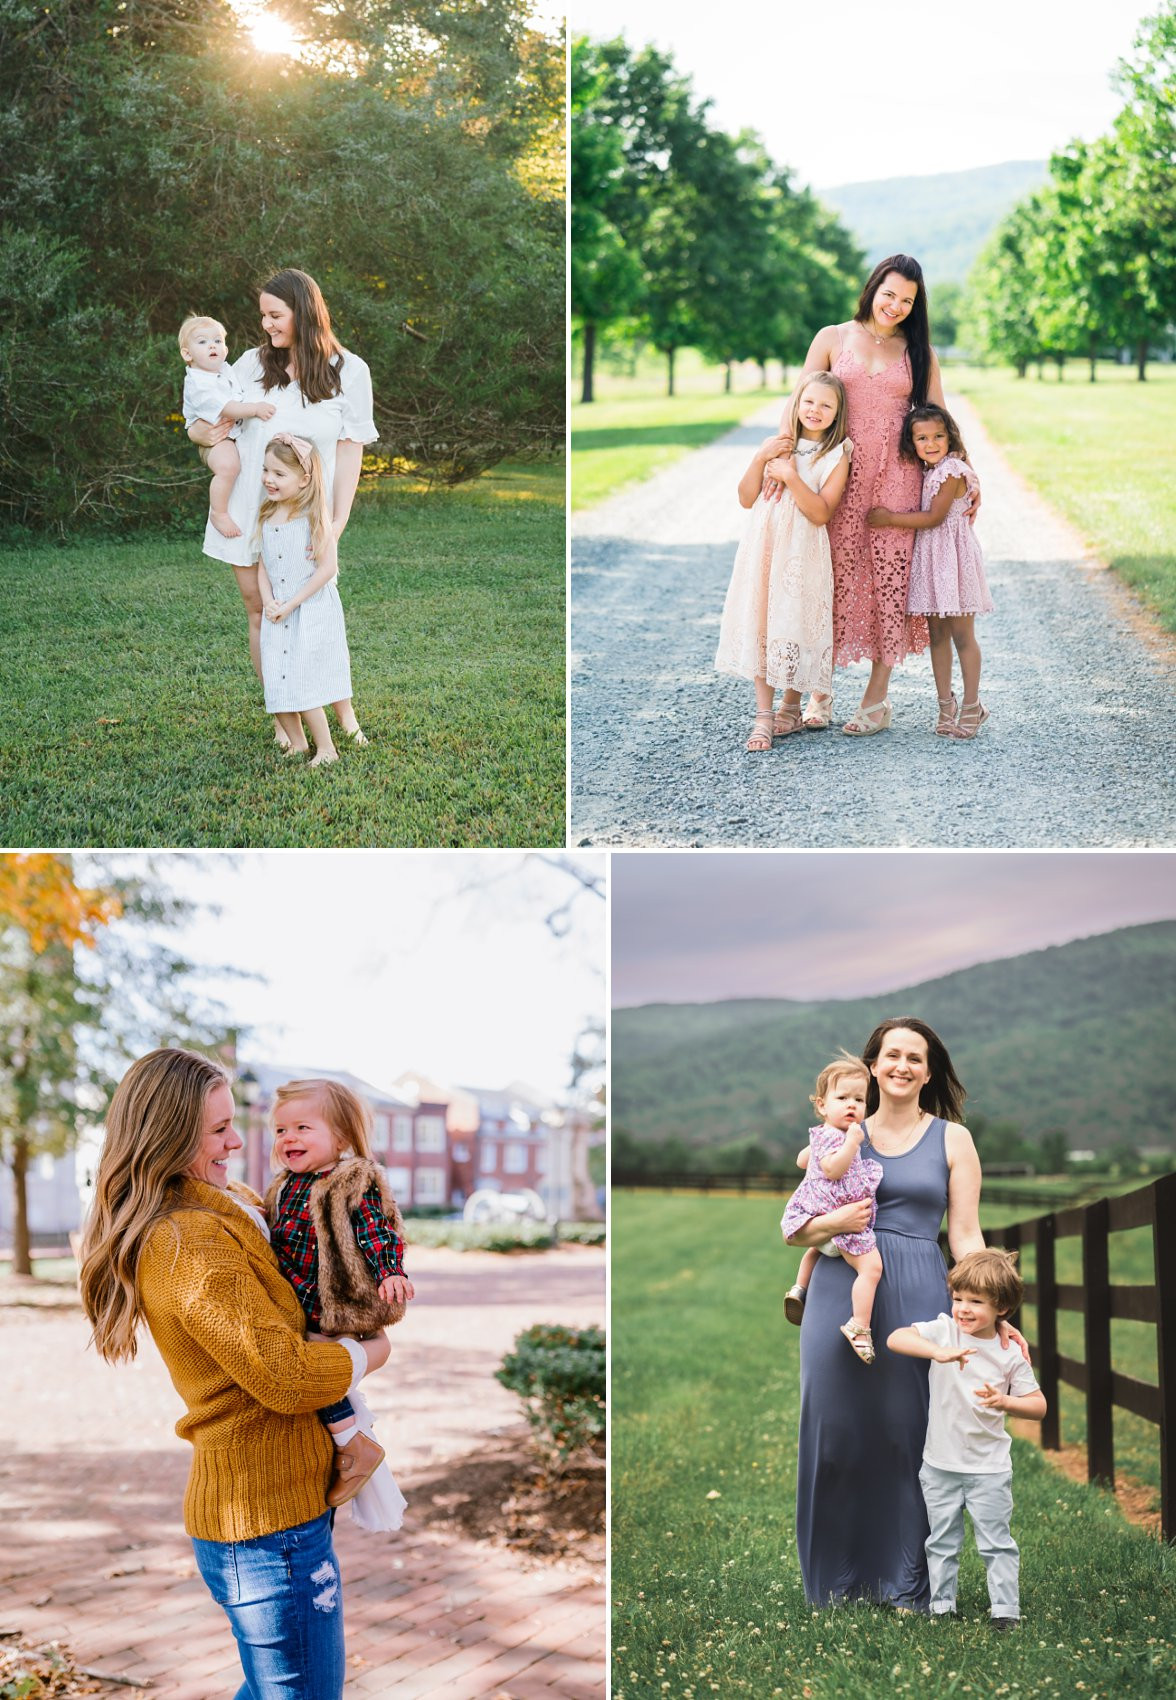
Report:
182,366,245,437
912,1313,1041,1473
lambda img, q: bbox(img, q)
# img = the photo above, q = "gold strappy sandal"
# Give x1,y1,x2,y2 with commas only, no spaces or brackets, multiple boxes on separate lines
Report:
840,1318,876,1363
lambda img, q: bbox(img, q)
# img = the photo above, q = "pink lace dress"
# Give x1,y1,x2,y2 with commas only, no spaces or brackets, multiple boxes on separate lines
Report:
827,334,929,667
780,1124,884,1258
714,439,850,694
906,455,993,617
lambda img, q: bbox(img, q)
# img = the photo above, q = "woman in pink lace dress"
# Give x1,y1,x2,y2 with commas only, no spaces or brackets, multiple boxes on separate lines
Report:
767,254,979,736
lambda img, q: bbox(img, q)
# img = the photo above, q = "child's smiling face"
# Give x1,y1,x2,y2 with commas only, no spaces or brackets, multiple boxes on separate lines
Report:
815,1075,868,1131
911,418,950,467
951,1286,1001,1339
797,382,840,437
262,451,310,505
274,1095,341,1174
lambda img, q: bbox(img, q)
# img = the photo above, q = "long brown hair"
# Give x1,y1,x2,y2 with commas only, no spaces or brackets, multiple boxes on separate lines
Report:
257,268,343,404
861,1017,966,1122
855,254,931,407
78,1048,230,1363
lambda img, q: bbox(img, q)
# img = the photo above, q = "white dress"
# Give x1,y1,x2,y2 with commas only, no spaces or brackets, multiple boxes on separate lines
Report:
202,346,377,568
259,516,353,714
714,438,851,695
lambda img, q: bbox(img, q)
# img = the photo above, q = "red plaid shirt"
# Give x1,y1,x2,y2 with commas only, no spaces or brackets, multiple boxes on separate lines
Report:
270,1166,406,1331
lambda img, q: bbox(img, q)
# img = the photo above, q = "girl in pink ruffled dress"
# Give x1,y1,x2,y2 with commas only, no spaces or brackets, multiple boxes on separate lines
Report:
868,404,993,739
780,1056,884,1364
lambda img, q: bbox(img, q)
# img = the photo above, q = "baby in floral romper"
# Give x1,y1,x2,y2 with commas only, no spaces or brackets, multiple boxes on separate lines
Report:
780,1055,884,1363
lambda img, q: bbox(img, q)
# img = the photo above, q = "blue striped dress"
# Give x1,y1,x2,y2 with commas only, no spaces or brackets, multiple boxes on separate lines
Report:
259,517,353,714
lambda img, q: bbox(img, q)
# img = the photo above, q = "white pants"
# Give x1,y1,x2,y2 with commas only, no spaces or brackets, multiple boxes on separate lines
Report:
919,1463,1020,1618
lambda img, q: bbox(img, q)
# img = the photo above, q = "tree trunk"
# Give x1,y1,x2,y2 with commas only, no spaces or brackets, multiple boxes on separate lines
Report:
1089,337,1097,383
580,322,596,405
1015,360,1027,379
724,361,733,394
1055,355,1064,380
1137,337,1148,380
759,361,768,389
666,346,675,397
11,1135,31,1277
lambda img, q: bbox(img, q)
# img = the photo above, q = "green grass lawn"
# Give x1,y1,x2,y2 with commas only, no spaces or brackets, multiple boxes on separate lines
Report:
0,461,565,847
571,348,788,510
612,1190,1174,1700
944,361,1176,631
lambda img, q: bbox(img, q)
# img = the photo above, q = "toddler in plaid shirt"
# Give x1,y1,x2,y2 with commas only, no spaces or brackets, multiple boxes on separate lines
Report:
268,1078,414,1508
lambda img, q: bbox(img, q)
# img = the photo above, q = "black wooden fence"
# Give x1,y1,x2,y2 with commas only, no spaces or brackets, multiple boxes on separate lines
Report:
612,1168,1073,1211
986,1172,1175,1542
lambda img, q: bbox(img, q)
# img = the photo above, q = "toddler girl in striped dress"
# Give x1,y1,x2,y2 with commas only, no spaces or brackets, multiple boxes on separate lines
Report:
255,432,367,766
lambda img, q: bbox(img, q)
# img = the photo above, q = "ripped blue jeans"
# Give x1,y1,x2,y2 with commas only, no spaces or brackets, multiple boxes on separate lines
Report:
191,1511,344,1699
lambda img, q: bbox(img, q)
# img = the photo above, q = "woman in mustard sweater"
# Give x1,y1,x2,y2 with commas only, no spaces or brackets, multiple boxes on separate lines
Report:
79,1047,390,1700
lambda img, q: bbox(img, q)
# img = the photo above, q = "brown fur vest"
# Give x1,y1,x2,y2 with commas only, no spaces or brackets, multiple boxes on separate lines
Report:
265,1156,407,1336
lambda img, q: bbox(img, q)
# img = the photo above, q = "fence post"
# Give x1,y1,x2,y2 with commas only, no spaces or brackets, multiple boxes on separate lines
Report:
1082,1197,1113,1488
1036,1214,1060,1452
1003,1222,1023,1332
1151,1174,1176,1543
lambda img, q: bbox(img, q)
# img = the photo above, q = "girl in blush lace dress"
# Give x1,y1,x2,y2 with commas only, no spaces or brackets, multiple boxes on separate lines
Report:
715,375,852,751
868,405,993,739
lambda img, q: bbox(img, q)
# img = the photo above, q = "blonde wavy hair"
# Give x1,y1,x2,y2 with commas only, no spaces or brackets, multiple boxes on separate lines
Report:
78,1048,231,1363
269,1078,375,1169
785,372,849,461
255,437,332,564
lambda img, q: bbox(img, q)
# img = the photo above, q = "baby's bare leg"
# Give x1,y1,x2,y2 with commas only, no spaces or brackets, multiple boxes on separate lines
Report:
841,1246,884,1328
206,440,242,538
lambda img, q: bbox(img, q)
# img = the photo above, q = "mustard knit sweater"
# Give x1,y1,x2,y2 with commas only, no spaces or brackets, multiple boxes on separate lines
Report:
137,1178,354,1543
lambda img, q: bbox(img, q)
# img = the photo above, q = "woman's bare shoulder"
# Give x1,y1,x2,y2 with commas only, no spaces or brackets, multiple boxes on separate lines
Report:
943,1122,978,1161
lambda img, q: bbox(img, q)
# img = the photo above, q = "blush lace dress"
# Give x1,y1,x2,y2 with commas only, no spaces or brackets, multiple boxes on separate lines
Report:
905,456,993,616
828,332,929,667
714,438,850,695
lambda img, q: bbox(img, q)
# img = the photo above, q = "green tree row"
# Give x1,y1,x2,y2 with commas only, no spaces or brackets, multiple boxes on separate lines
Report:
571,35,863,402
964,3,1176,379
0,0,564,533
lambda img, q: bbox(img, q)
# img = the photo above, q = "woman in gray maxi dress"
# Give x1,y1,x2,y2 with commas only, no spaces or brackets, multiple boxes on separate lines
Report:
788,1018,1025,1610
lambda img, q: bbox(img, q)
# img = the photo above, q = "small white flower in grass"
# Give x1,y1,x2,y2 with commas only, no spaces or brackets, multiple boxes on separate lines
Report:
706,1490,721,1500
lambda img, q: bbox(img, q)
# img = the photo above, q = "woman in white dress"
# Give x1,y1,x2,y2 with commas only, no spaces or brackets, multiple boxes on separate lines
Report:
189,269,377,737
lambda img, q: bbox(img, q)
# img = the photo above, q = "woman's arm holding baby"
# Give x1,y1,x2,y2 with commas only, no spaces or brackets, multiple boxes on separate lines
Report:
785,1198,872,1246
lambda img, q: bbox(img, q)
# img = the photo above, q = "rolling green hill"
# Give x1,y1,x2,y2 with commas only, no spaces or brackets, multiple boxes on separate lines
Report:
818,159,1048,287
612,921,1176,1156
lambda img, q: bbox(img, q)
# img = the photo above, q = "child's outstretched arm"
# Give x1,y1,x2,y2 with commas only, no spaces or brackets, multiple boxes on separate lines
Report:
868,476,965,532
220,399,277,422
887,1324,974,1368
738,434,795,507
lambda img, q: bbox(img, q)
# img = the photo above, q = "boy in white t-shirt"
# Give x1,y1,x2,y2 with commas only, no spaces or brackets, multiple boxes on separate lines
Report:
888,1247,1046,1628
178,316,275,538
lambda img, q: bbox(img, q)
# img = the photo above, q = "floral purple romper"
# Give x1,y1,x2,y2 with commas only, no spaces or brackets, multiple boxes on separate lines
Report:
781,1123,884,1256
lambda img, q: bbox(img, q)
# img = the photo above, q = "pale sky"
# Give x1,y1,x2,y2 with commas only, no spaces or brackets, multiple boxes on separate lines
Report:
88,853,604,1102
612,851,1176,1006
571,0,1155,188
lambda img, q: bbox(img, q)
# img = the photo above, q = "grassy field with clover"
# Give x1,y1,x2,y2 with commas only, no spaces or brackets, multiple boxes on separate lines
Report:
611,1191,1174,1700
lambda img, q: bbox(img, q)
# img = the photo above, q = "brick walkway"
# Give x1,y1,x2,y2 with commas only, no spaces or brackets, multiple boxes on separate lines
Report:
0,1246,605,1698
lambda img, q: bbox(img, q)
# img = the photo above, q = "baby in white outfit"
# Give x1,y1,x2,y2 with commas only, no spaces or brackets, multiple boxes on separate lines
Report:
179,315,275,538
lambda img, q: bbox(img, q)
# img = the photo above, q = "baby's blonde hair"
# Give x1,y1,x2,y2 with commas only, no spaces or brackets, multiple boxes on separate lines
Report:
809,1052,869,1110
256,438,332,564
178,314,226,358
269,1078,375,1171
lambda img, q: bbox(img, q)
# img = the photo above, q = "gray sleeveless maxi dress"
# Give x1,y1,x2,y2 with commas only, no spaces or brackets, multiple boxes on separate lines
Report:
795,1116,951,1609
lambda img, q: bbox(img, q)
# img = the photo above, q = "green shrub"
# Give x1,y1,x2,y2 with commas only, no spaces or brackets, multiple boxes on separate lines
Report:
496,1323,606,1460
556,1221,608,1246
404,1218,556,1252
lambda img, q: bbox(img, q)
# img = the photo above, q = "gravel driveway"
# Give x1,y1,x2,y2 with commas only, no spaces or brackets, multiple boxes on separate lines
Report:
571,395,1176,847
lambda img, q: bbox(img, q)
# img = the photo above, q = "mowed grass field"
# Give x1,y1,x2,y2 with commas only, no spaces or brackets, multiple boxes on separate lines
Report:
0,461,564,847
612,1190,1175,1700
951,362,1176,632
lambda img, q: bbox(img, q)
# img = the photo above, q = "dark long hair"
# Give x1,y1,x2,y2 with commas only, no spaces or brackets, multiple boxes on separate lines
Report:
257,268,343,404
899,403,968,465
861,1017,966,1122
855,254,931,408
